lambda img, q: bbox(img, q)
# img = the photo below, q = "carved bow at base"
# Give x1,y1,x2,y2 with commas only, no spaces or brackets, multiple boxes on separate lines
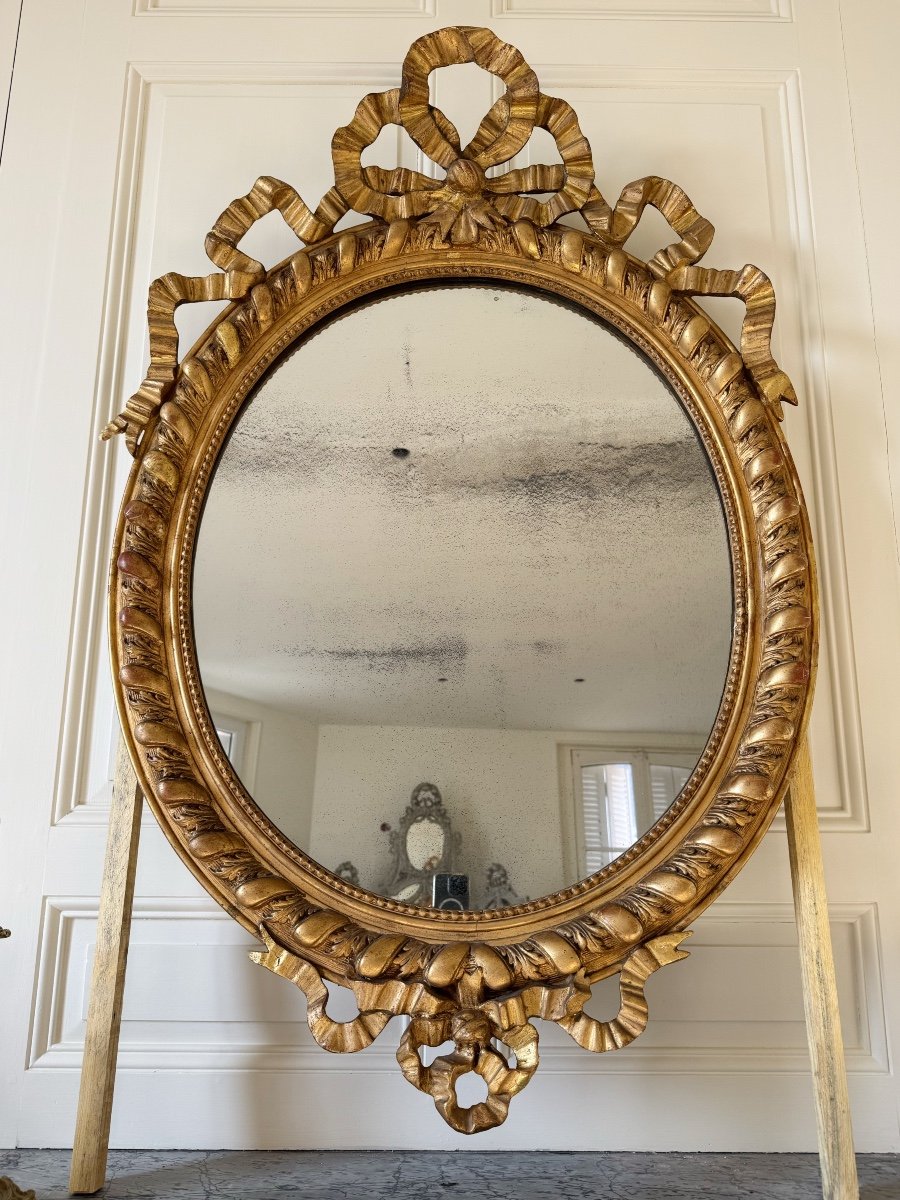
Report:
251,929,691,1134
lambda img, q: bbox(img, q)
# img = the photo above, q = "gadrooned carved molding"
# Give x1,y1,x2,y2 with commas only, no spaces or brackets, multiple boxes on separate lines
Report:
106,25,816,1133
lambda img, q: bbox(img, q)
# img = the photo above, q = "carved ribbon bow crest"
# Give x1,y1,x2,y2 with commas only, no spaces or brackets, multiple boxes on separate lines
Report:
104,25,796,455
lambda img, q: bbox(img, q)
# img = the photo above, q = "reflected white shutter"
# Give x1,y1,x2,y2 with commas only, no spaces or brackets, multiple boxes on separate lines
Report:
649,762,692,820
572,749,699,876
581,762,636,873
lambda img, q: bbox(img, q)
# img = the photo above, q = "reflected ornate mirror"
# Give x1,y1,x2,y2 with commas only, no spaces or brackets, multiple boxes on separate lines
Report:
105,25,815,1135
381,783,460,905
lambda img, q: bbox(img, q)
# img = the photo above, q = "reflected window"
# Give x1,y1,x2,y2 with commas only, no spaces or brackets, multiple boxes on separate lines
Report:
216,725,235,759
212,712,251,773
580,761,636,869
565,746,697,873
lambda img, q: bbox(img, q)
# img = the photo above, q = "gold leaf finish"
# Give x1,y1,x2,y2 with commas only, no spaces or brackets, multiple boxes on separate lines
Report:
106,26,817,1133
251,929,689,1134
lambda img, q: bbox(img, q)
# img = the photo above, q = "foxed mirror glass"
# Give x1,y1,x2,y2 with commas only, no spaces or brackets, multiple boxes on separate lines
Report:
193,285,732,909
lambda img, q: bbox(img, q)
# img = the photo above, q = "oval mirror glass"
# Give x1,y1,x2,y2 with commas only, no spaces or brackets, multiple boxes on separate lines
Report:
193,285,733,910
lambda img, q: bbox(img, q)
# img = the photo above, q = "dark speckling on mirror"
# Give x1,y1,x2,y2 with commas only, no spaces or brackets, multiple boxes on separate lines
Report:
193,284,734,908
285,637,468,673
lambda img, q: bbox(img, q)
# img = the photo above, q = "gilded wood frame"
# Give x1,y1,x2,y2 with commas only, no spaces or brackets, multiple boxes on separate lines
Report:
105,25,816,1133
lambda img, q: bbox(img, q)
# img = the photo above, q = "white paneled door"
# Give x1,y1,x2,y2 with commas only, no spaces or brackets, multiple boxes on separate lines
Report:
2,0,898,1150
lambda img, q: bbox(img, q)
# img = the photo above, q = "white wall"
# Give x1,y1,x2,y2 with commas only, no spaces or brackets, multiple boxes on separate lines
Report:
2,0,899,1154
204,687,319,852
309,724,568,900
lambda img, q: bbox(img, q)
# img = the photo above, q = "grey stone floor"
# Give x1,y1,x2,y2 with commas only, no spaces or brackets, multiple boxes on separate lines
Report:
0,1150,897,1200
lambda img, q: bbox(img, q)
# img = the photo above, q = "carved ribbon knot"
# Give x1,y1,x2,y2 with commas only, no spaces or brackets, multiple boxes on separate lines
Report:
252,928,690,1134
331,26,595,246
103,24,797,456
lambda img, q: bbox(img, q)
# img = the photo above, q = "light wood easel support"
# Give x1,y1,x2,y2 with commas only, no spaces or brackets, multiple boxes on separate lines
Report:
784,735,859,1200
68,741,143,1196
68,735,857,1197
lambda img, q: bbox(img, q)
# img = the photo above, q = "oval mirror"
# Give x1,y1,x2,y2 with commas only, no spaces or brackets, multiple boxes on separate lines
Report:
108,25,816,1134
192,284,733,911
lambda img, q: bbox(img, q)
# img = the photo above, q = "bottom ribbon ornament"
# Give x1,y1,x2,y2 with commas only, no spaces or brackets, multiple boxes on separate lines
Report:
251,929,691,1134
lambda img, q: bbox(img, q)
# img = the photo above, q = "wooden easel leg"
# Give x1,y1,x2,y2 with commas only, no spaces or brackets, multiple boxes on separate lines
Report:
68,740,143,1195
784,735,859,1200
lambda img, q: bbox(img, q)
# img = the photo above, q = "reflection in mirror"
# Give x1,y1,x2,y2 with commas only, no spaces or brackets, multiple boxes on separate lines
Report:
378,782,460,905
573,748,696,872
406,820,443,871
193,285,733,910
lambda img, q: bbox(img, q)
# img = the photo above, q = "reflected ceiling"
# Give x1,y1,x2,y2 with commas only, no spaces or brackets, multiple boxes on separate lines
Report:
194,285,732,735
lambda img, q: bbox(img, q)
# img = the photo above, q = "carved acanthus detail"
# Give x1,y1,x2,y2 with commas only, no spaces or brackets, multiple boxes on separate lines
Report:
110,214,813,1128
